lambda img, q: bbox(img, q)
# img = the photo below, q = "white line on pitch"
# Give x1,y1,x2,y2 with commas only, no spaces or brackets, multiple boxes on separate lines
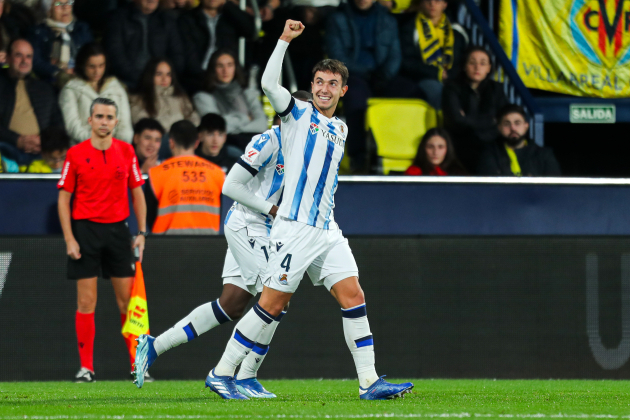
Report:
0,414,630,419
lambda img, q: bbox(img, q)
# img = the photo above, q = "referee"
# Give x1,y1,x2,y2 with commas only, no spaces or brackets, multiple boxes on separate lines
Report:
58,98,147,383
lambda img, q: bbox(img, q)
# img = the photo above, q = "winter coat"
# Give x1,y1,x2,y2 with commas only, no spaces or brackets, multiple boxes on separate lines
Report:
0,68,64,147
477,140,562,176
58,76,133,145
193,83,267,135
325,2,401,81
130,86,200,132
29,20,94,82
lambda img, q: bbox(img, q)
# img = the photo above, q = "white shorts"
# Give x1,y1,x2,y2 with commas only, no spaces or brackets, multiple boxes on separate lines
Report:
263,216,359,294
221,227,271,295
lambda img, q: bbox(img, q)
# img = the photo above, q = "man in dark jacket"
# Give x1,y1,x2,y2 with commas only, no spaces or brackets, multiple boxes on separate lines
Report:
477,104,561,176
105,0,185,89
325,0,400,173
178,0,254,87
0,39,64,165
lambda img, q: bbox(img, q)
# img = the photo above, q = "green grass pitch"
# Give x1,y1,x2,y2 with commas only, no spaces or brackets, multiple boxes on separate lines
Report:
1,380,629,419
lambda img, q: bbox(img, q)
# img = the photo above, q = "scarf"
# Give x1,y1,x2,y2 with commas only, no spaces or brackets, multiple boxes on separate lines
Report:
415,13,454,82
45,18,74,69
214,81,249,116
504,141,527,177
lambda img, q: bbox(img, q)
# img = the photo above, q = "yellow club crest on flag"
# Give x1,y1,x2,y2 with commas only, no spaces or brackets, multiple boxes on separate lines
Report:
122,261,149,359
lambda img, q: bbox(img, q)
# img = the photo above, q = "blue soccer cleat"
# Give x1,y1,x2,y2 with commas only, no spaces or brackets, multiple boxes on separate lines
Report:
133,334,157,389
205,369,249,400
235,377,277,398
359,376,414,400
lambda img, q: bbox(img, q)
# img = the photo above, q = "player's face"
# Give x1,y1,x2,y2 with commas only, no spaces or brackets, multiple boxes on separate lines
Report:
85,54,106,83
465,51,491,85
424,135,447,167
154,61,172,88
88,104,118,138
200,129,227,157
215,54,236,84
311,71,348,113
133,129,162,159
499,113,529,141
420,0,447,20
8,40,33,79
43,149,67,171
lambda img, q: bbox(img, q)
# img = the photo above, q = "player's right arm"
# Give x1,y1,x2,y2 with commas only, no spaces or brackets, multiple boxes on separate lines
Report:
261,19,305,115
58,190,81,260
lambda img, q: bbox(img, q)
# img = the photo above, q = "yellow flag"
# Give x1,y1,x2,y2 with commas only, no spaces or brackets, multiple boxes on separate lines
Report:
122,261,150,359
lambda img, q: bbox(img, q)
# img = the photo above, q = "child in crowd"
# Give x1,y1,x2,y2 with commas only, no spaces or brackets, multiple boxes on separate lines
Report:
24,127,70,173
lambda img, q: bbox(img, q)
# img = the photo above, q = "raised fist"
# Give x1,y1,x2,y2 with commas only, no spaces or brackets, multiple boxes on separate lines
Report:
280,19,305,43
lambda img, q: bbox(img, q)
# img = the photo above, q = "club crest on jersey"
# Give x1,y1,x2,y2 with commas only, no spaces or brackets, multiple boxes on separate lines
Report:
309,123,319,135
275,164,284,175
279,274,288,285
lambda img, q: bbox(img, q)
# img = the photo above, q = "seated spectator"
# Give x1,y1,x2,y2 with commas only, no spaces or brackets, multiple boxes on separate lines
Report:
29,0,93,86
0,39,64,164
105,0,185,89
59,42,133,145
397,0,465,109
193,49,267,148
405,127,466,175
160,0,193,18
477,104,561,176
145,120,226,234
130,58,200,133
325,0,401,173
1,1,37,46
133,117,165,173
23,126,69,173
196,113,241,173
178,0,254,88
443,47,507,173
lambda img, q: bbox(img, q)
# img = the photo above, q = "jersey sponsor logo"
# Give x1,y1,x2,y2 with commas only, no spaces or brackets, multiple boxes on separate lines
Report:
276,242,284,251
275,164,284,175
248,238,256,248
278,273,288,285
58,161,71,186
309,122,319,135
244,149,259,164
322,130,345,147
132,157,141,182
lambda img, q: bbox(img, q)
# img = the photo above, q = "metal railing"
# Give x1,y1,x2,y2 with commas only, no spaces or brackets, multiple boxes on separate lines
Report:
458,0,545,146
238,0,262,68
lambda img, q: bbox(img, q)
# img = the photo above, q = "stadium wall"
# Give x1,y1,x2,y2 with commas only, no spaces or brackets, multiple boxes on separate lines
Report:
1,236,630,380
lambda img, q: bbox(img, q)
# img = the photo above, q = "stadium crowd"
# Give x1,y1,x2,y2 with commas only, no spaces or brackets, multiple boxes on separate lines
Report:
0,0,560,177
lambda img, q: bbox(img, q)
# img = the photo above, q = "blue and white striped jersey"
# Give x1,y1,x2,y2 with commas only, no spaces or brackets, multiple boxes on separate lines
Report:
276,98,347,230
224,126,285,237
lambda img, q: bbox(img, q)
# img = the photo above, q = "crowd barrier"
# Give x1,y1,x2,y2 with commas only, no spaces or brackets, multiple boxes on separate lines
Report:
1,236,630,380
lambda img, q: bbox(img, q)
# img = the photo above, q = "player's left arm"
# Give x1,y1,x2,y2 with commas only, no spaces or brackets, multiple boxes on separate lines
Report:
131,186,147,263
223,164,277,216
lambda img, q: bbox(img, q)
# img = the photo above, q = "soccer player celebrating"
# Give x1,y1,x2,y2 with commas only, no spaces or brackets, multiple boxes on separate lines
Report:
58,98,147,383
204,20,414,400
133,92,313,397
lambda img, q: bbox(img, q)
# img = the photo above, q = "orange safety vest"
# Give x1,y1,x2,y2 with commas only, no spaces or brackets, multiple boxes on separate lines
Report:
149,155,225,234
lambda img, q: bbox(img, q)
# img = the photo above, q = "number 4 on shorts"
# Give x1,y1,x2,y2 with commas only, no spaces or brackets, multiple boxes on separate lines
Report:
281,254,292,272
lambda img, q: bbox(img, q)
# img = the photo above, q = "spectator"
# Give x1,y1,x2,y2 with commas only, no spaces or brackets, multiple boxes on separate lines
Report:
178,0,254,87
133,117,164,174
325,0,401,173
477,104,561,176
405,127,466,175
130,58,200,133
443,46,507,173
160,0,193,19
23,126,70,173
0,39,64,164
193,49,267,147
397,0,465,109
0,1,9,65
29,0,93,86
105,0,185,89
1,1,37,45
59,42,133,145
196,112,241,173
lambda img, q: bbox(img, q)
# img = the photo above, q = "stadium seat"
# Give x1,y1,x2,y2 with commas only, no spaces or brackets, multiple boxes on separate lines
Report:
365,98,438,175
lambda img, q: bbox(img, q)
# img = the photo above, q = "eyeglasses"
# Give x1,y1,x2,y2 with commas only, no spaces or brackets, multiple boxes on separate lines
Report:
53,0,74,7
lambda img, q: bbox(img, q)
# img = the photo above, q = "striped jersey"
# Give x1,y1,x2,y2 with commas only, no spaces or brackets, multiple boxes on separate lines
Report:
277,98,347,229
224,126,284,237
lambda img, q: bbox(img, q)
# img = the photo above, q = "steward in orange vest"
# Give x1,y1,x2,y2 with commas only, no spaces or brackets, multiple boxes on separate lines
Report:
146,121,225,234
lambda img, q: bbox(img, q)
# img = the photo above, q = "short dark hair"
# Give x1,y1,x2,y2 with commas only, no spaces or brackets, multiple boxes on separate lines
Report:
170,120,198,149
311,59,349,86
40,127,70,154
497,104,528,123
134,118,165,136
90,97,118,117
8,38,32,55
292,90,313,101
198,113,226,133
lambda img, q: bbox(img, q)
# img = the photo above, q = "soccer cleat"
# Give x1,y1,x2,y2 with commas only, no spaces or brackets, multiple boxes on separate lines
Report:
130,371,155,383
74,367,95,383
133,334,157,389
205,369,249,400
235,377,277,398
359,376,414,400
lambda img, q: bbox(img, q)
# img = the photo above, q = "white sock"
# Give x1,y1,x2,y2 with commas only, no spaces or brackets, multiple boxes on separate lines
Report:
213,303,273,377
341,304,379,389
238,310,286,379
154,300,231,356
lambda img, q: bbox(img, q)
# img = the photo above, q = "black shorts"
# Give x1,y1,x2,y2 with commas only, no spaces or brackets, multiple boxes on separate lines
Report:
68,220,136,280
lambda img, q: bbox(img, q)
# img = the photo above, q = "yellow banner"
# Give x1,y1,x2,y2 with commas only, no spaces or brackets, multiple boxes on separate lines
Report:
499,0,630,97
